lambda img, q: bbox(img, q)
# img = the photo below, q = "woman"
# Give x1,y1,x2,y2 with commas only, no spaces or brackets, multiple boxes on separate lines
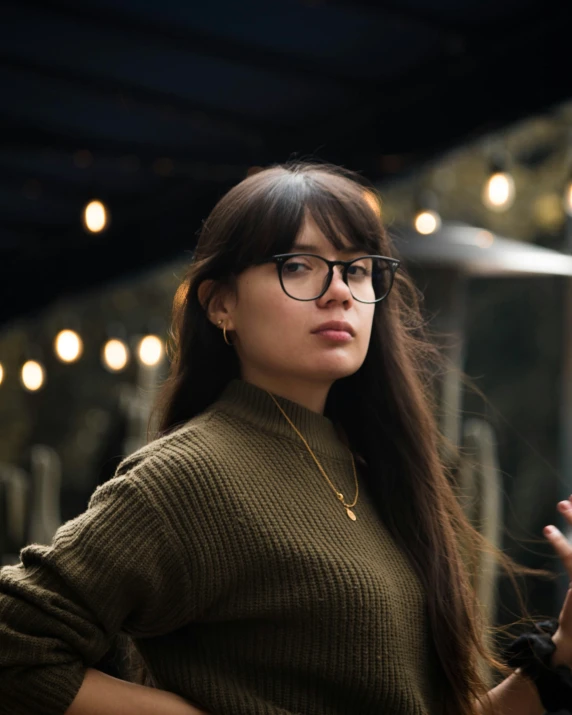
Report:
0,162,571,715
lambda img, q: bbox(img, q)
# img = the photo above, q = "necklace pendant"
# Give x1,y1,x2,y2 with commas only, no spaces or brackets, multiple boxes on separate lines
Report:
345,507,357,521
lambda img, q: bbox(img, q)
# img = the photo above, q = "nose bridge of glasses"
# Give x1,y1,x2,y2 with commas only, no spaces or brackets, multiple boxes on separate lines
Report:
315,257,344,273
323,259,352,294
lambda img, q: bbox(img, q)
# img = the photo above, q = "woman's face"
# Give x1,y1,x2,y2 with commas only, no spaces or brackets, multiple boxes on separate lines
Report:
215,216,376,391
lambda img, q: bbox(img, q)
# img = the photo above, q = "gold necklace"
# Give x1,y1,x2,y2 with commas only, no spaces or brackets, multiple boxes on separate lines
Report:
265,391,359,521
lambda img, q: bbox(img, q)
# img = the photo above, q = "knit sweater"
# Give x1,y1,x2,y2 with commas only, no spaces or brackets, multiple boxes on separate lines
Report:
0,378,441,715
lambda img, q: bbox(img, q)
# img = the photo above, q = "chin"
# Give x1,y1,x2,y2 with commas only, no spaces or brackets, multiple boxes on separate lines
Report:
307,359,362,382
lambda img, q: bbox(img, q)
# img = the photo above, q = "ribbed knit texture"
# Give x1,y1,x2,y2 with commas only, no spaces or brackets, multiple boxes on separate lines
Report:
0,378,441,714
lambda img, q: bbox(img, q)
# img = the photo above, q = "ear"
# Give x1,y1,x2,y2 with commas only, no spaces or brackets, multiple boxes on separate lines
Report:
198,279,236,329
197,279,214,312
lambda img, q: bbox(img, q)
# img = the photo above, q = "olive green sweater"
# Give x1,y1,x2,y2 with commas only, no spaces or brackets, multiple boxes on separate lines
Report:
0,378,440,714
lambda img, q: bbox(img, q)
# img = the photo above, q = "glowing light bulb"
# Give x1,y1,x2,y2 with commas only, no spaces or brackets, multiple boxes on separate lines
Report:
21,360,45,391
55,329,83,363
414,210,441,235
138,335,163,367
83,200,108,233
0,363,4,386
102,339,129,372
564,182,572,216
483,172,515,211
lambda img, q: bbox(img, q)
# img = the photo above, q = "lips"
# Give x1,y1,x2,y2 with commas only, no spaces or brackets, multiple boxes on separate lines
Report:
312,321,355,336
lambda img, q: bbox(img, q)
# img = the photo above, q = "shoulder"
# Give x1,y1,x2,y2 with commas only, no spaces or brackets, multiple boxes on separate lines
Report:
115,410,215,475
108,406,245,501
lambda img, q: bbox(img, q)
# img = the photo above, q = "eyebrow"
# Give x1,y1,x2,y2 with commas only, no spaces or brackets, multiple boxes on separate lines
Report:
291,242,363,255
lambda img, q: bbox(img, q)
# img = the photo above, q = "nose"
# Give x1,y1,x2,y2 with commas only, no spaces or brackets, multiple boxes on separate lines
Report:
317,264,353,303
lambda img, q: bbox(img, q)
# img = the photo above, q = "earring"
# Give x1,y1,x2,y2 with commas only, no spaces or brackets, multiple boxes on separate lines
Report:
216,319,233,346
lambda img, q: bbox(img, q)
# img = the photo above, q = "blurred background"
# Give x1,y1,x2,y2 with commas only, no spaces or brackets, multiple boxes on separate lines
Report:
1,0,572,665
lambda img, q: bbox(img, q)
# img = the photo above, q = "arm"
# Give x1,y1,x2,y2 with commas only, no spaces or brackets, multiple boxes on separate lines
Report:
476,670,543,715
475,627,572,715
477,500,572,715
0,463,197,715
65,668,208,715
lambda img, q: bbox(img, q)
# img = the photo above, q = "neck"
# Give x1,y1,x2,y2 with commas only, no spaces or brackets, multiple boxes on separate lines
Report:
214,378,367,468
214,378,350,460
239,370,332,415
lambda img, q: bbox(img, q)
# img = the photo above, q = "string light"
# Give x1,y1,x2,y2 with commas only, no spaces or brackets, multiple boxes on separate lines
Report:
0,363,3,386
564,180,572,216
21,361,45,391
102,339,129,372
138,335,163,367
83,200,108,233
54,329,83,363
483,171,515,211
414,209,441,235
482,149,515,212
413,189,441,235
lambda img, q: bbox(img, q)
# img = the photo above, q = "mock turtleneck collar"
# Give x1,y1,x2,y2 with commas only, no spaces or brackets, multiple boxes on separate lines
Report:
212,378,351,461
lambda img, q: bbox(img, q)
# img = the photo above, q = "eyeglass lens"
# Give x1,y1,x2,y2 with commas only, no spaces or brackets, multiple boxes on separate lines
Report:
280,255,393,302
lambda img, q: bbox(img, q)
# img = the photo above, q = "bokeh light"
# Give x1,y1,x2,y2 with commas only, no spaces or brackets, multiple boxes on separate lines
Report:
21,360,45,391
54,329,83,363
138,335,163,367
102,339,129,372
482,172,515,211
564,182,572,216
414,209,441,235
83,200,108,233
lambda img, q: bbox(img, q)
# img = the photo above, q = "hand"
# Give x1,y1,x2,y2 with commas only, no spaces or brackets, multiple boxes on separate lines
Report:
543,495,572,667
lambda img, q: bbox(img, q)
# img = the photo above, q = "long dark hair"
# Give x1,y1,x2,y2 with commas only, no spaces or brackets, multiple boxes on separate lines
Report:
127,161,540,713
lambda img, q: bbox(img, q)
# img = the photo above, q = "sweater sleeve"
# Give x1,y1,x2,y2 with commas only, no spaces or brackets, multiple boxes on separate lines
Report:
0,470,194,715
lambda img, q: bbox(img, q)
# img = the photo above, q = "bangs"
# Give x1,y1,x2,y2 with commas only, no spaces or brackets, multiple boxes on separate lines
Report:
227,165,386,273
304,188,382,256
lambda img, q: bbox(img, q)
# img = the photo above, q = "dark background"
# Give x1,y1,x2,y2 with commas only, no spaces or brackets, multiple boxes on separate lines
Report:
1,0,570,325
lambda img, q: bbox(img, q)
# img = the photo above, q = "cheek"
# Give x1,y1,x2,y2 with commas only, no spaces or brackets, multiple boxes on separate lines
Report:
353,311,375,358
363,309,375,341
237,283,300,340
259,295,308,339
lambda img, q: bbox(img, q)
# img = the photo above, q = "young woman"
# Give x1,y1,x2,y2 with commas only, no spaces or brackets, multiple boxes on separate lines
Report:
0,162,571,715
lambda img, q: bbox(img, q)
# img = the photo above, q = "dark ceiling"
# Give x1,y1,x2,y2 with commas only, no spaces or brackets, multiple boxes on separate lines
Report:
2,0,570,326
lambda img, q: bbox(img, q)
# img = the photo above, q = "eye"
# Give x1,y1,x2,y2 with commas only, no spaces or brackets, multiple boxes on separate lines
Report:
348,263,371,277
283,260,312,274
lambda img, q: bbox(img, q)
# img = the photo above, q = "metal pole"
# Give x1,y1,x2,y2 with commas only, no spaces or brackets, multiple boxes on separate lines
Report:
422,266,468,451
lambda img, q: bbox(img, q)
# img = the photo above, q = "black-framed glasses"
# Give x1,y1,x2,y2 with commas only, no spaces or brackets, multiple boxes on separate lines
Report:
252,253,400,303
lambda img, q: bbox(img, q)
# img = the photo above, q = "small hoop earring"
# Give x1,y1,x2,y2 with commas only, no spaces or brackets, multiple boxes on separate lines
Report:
216,319,234,346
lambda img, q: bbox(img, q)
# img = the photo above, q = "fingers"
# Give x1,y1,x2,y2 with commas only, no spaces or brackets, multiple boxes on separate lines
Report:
557,495,572,524
544,525,572,581
544,495,572,580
